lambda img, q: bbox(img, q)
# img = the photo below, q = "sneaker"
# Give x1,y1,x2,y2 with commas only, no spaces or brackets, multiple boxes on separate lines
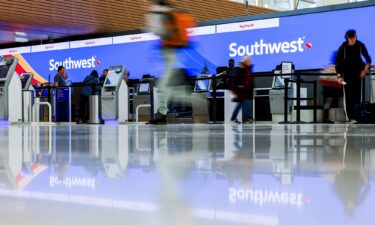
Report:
230,119,241,124
243,119,253,124
323,118,334,124
346,119,358,124
147,112,167,125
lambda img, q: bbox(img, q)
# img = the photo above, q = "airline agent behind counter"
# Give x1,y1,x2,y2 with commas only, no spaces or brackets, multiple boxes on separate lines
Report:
54,66,66,86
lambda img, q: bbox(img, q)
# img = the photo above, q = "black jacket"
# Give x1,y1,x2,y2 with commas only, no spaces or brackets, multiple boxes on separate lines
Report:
335,40,371,76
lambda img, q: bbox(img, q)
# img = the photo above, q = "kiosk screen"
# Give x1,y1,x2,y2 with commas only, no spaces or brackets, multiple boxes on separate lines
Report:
272,76,293,89
20,74,31,89
104,66,124,86
105,73,121,86
0,65,10,79
194,78,211,92
138,83,150,94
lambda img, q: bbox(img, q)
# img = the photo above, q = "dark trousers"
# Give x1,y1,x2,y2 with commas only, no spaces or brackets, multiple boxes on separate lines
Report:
79,95,89,122
344,77,362,121
231,100,252,121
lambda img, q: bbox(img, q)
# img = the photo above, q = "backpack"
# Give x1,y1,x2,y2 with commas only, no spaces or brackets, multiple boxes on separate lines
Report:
163,11,195,47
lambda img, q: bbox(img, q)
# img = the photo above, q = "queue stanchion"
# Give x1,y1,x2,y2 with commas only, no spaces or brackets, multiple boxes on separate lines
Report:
47,74,51,104
313,80,317,123
212,74,217,124
150,79,155,120
284,78,289,123
206,74,223,124
21,90,25,123
296,73,301,122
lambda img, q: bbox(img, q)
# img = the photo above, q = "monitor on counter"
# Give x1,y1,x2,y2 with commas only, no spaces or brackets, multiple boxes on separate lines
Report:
194,75,212,92
272,76,293,89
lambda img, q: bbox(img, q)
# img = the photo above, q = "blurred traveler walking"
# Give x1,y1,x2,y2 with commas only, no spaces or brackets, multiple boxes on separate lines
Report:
146,0,196,124
229,56,254,124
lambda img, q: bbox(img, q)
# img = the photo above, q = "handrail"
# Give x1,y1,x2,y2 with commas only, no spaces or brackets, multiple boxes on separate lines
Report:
33,102,52,122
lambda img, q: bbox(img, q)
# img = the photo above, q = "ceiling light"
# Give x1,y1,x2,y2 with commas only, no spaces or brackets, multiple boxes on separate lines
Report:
14,37,29,43
15,31,27,37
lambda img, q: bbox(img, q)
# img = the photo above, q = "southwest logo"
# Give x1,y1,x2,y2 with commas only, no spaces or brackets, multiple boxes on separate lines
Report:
229,37,306,57
305,43,313,49
49,56,99,71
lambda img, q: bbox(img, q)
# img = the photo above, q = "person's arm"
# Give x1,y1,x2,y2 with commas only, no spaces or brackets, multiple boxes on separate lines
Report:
95,79,100,94
54,75,59,87
335,45,345,83
360,43,372,78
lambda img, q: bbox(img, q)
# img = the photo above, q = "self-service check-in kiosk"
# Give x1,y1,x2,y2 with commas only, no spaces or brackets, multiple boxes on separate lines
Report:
0,57,22,123
191,75,211,123
101,65,128,123
269,62,319,123
269,76,294,122
20,73,34,122
192,73,240,123
269,62,295,122
133,77,158,122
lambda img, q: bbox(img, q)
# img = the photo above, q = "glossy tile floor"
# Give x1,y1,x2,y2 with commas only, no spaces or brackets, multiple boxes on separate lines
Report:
0,124,374,225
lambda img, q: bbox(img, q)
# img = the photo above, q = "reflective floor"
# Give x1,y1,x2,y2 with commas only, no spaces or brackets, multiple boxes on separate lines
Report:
1,124,374,225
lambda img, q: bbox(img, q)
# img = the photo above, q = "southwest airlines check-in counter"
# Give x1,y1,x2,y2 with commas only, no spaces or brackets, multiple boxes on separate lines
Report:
0,2,374,124
0,58,371,125
0,59,343,124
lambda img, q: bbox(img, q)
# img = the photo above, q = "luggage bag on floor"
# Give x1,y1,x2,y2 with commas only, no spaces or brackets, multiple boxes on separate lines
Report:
353,102,375,123
353,71,375,123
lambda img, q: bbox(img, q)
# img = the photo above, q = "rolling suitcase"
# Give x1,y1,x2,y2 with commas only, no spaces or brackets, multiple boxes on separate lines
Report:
352,71,375,123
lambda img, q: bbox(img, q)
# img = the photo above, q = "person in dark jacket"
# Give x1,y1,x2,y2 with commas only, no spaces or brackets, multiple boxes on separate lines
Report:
78,70,99,124
229,56,254,124
99,69,108,84
335,29,372,123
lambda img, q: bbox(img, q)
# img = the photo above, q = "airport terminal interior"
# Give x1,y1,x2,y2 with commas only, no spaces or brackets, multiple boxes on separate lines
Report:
0,0,375,225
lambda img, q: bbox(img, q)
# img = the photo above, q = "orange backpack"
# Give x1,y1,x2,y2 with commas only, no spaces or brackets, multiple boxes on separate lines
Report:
163,11,195,47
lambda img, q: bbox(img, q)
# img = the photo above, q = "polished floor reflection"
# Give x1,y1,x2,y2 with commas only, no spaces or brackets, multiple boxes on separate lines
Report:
0,124,374,225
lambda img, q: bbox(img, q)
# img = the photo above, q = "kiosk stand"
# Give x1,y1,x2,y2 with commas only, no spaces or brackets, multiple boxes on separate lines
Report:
133,77,158,122
101,65,128,124
20,73,35,123
192,73,239,124
0,57,22,124
191,75,211,123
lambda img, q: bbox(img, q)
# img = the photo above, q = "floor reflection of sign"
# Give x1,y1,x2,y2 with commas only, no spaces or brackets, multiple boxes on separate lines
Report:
55,88,71,122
